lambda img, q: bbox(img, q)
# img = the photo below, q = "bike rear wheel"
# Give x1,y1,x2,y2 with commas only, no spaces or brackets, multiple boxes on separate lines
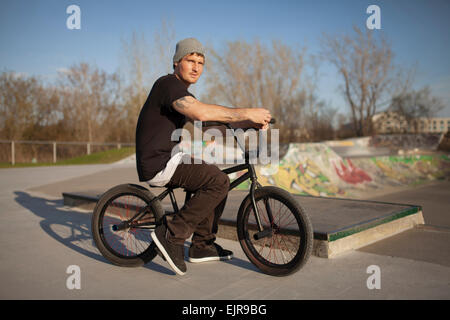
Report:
237,186,313,276
91,184,164,267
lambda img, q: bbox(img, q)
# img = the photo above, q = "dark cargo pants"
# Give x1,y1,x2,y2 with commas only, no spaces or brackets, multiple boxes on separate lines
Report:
164,160,230,248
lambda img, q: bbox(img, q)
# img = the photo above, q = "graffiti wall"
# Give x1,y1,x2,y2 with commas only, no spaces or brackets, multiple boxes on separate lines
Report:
231,142,450,198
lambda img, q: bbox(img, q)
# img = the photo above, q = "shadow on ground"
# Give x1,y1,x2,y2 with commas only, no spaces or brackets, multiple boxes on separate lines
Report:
13,191,258,275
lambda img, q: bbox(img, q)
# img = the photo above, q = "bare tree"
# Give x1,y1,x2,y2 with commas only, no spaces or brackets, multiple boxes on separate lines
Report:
57,63,120,142
389,86,444,133
153,19,176,76
202,39,334,142
0,72,33,139
118,20,176,141
0,20,177,145
119,31,152,140
321,26,411,136
0,72,56,140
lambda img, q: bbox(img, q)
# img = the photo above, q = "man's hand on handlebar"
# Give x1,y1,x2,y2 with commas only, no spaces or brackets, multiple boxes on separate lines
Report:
229,108,272,130
246,108,272,129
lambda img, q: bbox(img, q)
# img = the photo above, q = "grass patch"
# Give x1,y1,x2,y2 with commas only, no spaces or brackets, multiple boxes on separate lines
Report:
0,147,135,169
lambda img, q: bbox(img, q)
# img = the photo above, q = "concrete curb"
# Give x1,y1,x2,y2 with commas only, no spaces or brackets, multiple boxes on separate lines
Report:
313,211,425,258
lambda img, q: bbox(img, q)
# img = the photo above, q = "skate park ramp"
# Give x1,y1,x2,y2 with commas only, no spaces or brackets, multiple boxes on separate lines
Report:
234,140,450,199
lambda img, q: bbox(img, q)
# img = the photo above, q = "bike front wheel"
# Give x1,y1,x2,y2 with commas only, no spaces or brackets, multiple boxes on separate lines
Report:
237,186,313,276
91,184,164,267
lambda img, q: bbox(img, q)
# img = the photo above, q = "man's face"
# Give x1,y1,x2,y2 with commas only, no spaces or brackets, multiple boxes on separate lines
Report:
174,53,204,86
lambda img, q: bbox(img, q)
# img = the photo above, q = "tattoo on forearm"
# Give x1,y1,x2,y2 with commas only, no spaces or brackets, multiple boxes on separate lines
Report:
174,96,194,110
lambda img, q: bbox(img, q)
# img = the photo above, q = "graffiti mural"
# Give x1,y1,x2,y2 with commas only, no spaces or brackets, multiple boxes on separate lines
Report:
367,154,450,184
230,142,450,198
332,158,372,184
232,160,345,197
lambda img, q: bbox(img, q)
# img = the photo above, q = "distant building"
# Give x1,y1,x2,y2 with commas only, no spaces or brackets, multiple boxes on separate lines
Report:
418,117,450,133
372,111,450,134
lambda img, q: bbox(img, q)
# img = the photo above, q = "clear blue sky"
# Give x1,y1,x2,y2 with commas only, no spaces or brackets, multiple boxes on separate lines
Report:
1,0,449,116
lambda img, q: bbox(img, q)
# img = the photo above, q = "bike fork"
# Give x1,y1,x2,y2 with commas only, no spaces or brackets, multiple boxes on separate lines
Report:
249,176,274,240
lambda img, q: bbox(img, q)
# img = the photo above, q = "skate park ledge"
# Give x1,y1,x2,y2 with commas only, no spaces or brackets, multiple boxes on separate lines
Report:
311,204,424,258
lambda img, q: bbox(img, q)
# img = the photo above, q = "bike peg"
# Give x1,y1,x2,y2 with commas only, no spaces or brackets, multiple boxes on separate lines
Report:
253,228,273,240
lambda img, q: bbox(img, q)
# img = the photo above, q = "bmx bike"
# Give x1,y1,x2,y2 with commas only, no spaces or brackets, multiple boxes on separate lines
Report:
91,120,313,276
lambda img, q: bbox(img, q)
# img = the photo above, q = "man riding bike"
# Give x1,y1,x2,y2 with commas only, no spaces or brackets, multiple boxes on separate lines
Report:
136,37,271,275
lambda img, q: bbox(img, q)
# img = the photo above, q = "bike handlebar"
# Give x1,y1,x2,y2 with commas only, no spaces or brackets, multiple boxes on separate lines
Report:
202,118,276,129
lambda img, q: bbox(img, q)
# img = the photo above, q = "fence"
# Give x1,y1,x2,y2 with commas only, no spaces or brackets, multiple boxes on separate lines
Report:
0,140,135,165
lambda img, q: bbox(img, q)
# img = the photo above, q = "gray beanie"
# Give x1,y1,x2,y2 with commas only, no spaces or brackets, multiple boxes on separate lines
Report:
173,38,205,64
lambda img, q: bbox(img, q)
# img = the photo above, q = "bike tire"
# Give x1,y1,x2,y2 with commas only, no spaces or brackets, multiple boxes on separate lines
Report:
236,186,313,276
91,184,165,267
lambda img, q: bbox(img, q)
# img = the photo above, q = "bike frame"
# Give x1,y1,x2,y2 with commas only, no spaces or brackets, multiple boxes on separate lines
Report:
117,122,273,235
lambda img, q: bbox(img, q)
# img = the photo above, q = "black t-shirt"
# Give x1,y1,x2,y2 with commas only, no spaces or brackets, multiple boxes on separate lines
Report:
135,74,195,181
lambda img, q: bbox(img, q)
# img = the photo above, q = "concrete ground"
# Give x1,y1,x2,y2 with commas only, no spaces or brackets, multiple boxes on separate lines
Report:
359,181,450,268
0,163,449,300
